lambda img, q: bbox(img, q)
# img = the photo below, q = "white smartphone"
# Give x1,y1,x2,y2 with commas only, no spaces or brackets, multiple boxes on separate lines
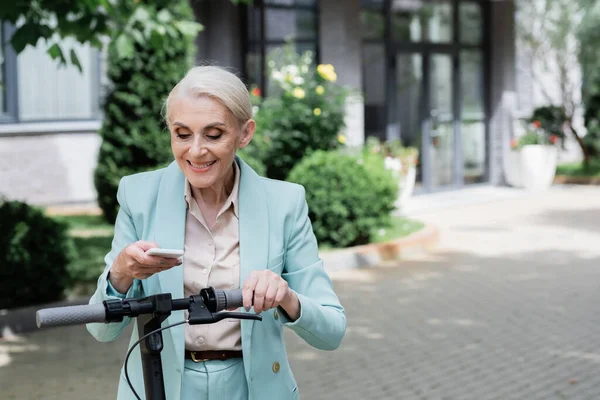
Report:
146,248,184,259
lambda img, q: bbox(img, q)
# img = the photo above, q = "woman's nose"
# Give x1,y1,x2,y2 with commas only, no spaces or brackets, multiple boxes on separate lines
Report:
189,137,209,157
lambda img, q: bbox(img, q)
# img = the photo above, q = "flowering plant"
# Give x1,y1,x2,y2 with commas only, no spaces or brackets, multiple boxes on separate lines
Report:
364,137,419,176
510,120,559,151
250,44,351,180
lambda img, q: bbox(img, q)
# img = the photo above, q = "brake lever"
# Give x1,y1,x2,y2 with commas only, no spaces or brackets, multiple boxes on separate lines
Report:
212,312,262,323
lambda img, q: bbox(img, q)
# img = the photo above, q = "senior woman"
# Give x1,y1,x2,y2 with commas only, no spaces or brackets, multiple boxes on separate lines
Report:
86,65,346,400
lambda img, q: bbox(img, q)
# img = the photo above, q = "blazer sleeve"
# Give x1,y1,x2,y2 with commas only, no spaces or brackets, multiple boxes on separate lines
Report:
86,176,144,342
278,186,347,350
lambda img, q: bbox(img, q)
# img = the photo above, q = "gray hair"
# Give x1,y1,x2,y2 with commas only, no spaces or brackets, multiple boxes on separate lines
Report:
165,66,252,126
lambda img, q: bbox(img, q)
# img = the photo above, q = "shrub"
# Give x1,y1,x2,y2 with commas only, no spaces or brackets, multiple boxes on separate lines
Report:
238,92,269,176
0,199,75,309
94,1,198,223
578,2,600,159
255,45,350,181
510,119,560,150
287,150,398,248
529,106,566,140
583,125,600,157
237,151,266,177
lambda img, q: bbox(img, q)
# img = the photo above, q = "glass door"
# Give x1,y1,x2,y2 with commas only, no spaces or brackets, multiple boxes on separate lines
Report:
382,0,488,192
395,52,423,188
427,53,455,188
395,51,457,191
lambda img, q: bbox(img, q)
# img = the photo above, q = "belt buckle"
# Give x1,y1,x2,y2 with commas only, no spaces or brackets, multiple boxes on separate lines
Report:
190,352,209,363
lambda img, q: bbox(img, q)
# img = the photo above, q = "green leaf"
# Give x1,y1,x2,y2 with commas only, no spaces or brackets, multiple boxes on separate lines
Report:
10,22,41,53
130,6,151,24
47,43,66,65
149,30,164,49
115,34,134,59
131,29,144,44
157,9,172,24
70,49,82,73
174,21,204,37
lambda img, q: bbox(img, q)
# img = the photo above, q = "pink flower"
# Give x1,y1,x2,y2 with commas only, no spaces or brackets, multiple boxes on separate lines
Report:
550,135,559,144
532,120,542,129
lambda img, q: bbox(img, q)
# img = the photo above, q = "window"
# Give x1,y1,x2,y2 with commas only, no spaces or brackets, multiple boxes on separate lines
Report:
0,23,6,115
0,22,101,125
460,2,482,45
244,0,319,95
17,37,100,121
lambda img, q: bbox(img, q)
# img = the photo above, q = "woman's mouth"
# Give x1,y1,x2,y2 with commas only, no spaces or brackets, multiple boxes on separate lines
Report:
188,160,217,172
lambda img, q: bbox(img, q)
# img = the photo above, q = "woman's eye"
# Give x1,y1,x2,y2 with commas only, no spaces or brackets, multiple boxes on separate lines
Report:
207,134,222,140
176,133,191,139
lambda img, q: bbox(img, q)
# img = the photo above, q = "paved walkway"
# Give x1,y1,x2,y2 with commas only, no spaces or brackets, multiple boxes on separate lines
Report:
2,185,600,399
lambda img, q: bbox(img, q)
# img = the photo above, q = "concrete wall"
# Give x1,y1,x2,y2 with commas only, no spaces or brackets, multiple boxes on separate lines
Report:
488,0,516,185
0,132,101,205
319,0,365,147
192,0,244,73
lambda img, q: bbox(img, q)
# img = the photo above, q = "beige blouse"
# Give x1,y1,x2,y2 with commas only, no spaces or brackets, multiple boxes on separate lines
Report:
183,161,242,351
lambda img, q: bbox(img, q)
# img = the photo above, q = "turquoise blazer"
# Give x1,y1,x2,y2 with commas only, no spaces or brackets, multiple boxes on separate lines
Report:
86,156,346,400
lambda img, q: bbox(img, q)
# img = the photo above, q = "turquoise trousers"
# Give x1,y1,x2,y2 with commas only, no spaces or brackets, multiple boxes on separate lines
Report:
181,358,248,400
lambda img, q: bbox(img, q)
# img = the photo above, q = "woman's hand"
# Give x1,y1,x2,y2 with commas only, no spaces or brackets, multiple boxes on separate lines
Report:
109,241,182,294
242,270,301,321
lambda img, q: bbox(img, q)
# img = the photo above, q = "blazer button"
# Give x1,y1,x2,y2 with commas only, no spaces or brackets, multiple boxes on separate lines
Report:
273,310,279,320
272,362,280,374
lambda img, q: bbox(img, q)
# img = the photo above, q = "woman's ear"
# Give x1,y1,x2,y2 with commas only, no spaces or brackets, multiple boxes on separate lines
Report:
239,119,256,149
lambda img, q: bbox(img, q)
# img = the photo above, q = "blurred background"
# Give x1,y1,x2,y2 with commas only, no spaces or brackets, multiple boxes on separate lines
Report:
1,0,600,399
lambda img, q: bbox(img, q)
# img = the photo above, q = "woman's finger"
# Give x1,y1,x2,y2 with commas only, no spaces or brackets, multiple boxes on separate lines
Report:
137,241,160,251
253,275,270,313
263,277,279,310
242,272,259,311
274,283,287,308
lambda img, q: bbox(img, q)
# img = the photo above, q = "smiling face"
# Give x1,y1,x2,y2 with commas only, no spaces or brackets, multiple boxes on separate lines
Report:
168,95,255,192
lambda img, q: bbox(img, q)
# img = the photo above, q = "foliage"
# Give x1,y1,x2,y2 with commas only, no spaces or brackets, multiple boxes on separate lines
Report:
517,0,590,160
555,159,600,177
0,1,202,71
287,150,398,249
238,151,266,177
0,199,75,309
236,88,270,176
516,0,582,116
578,0,600,159
511,111,562,151
372,216,425,243
68,236,113,287
47,214,113,293
254,45,350,181
94,0,197,223
0,0,112,70
582,127,600,158
364,137,419,175
529,106,567,138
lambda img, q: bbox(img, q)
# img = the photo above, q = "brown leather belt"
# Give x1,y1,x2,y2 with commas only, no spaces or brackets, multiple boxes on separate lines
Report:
185,350,243,363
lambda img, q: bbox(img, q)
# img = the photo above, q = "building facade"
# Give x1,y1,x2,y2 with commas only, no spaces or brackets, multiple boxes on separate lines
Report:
0,0,517,205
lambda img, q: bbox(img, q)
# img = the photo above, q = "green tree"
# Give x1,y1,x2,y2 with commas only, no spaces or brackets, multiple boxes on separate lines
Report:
516,0,590,162
94,1,198,223
577,0,600,158
0,1,201,70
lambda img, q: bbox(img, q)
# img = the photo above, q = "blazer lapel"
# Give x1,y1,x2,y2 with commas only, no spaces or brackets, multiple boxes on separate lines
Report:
153,161,187,371
150,157,269,382
237,156,269,375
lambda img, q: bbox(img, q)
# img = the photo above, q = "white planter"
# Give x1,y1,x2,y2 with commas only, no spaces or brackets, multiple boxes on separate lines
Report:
504,150,523,188
398,166,416,208
385,157,417,210
505,145,557,191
